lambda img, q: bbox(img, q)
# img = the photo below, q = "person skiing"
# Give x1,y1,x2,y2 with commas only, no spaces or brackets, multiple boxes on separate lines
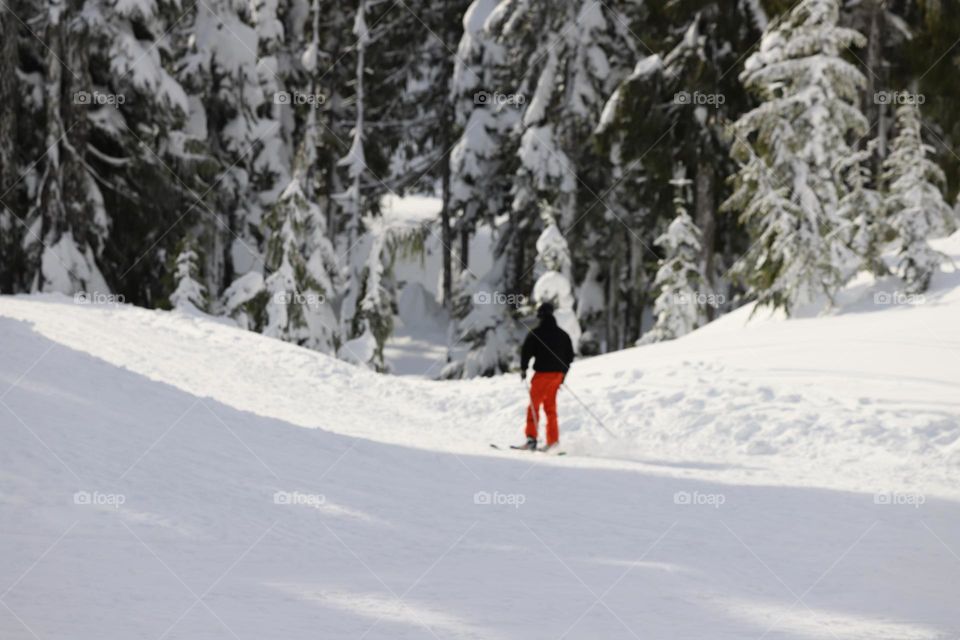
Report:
519,302,575,451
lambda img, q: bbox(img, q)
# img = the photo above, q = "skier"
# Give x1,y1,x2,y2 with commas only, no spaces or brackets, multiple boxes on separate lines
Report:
519,302,574,451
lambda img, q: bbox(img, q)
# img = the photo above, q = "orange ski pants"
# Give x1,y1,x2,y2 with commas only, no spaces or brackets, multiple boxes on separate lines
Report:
525,372,565,446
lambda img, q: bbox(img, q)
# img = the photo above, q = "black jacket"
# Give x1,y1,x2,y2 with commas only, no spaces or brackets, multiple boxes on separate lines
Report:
520,316,575,373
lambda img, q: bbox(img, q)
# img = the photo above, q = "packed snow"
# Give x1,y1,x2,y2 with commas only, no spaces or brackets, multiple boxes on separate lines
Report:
1,236,959,639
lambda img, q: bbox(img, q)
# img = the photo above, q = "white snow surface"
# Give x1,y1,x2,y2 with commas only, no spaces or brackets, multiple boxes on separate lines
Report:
2,237,960,639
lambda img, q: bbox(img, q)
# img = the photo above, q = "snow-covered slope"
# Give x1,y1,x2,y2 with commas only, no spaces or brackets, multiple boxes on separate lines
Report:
4,236,959,498
1,237,959,639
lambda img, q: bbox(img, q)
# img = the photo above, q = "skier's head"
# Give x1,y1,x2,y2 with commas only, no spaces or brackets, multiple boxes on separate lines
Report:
536,302,555,321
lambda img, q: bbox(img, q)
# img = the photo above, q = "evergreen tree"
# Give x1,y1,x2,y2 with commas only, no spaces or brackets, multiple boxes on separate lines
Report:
882,101,953,294
22,1,108,295
592,56,666,352
335,0,378,364
841,0,912,171
169,240,208,312
444,0,519,375
725,0,866,313
442,255,522,379
532,213,581,349
641,175,705,344
446,0,635,374
449,0,509,259
262,176,340,352
836,141,885,276
3,0,960,367
179,0,285,299
594,1,758,348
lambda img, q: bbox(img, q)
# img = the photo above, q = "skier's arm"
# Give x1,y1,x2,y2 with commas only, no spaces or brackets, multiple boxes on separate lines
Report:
562,334,574,378
520,333,535,375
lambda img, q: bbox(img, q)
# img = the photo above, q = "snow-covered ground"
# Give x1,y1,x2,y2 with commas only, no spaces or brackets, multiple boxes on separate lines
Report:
2,237,959,639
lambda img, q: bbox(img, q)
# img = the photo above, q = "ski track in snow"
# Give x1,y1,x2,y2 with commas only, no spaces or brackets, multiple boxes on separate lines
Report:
1,235,959,639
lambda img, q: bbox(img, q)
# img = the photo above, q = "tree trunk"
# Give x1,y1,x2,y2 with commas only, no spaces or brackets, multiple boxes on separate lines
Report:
0,3,21,292
0,4,17,197
866,0,886,171
62,18,92,251
439,102,453,311
621,235,642,348
695,159,716,320
460,226,470,274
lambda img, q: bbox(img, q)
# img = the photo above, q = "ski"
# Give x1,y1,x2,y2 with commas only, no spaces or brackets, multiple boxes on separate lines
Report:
490,443,536,451
490,443,565,455
538,447,567,456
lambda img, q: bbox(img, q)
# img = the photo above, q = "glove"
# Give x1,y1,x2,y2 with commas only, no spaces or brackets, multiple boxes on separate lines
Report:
520,369,527,381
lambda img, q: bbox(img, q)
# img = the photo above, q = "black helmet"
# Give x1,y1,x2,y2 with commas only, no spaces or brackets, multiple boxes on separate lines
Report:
536,302,555,318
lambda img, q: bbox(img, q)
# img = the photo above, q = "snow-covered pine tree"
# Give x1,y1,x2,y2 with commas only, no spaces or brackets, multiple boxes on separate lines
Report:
336,0,370,258
656,4,759,316
221,271,268,330
262,176,340,352
2,0,226,304
334,0,382,367
23,0,111,296
443,0,521,377
443,255,522,379
640,174,705,344
180,0,284,301
333,0,421,370
448,0,634,374
841,0,913,172
882,101,953,294
90,0,202,304
339,220,393,371
532,211,581,349
725,0,866,313
896,1,960,208
505,0,632,227
836,141,885,276
284,0,354,249
449,0,509,258
247,0,348,354
592,55,666,352
169,240,208,313
588,2,760,348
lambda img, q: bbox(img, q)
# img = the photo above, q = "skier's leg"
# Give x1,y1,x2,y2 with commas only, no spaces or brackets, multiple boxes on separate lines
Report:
525,374,542,440
543,373,563,446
